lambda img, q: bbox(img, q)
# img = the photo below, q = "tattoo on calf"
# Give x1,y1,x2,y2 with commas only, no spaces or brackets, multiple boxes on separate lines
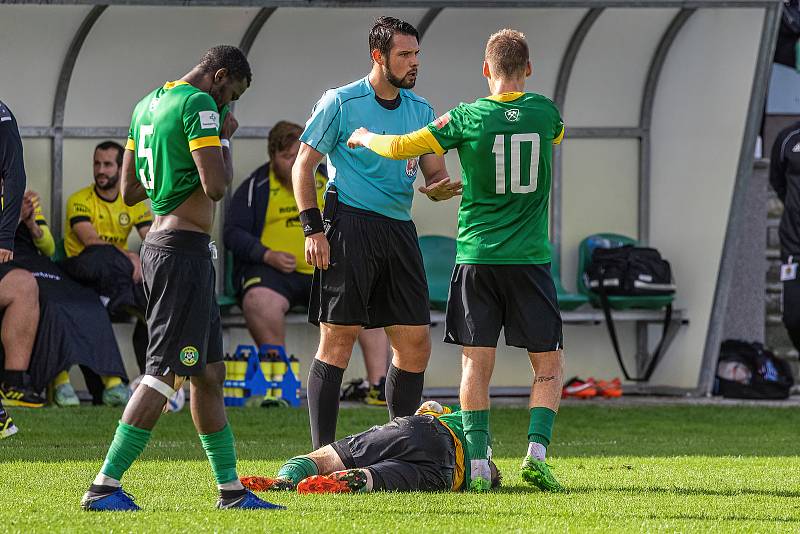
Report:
534,376,557,384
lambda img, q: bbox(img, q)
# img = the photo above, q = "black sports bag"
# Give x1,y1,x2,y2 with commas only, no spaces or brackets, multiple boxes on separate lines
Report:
585,246,675,297
584,245,676,382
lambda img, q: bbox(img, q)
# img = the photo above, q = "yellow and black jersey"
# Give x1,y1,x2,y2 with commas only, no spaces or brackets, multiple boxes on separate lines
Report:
260,170,326,275
64,184,152,257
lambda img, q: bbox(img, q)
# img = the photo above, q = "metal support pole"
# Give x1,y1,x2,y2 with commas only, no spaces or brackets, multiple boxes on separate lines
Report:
551,8,603,269
50,4,107,238
697,4,781,395
638,8,694,245
417,7,443,40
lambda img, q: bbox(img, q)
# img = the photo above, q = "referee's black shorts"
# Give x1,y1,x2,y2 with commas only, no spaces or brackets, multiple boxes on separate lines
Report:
445,263,563,353
308,203,430,329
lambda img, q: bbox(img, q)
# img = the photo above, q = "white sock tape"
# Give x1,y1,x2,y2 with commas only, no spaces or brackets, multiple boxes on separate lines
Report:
141,375,176,400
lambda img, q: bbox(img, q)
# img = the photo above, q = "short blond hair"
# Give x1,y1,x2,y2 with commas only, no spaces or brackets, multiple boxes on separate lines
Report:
485,29,529,78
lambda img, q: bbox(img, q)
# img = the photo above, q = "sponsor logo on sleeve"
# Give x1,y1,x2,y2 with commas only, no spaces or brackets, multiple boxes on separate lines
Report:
198,110,220,130
433,113,451,129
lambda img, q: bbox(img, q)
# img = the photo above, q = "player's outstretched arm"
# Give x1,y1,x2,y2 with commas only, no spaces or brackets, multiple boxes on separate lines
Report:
347,126,444,160
292,142,330,270
120,149,148,206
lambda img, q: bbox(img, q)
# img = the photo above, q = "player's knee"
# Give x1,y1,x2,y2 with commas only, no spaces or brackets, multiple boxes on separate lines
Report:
6,269,38,303
243,287,289,319
531,350,563,374
194,362,226,389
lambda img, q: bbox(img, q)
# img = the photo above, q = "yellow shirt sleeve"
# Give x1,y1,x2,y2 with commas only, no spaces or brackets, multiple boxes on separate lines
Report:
33,223,55,257
553,125,565,145
367,127,446,160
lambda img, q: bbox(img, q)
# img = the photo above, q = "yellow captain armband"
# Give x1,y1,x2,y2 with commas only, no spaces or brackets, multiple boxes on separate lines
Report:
188,135,222,152
125,138,135,151
367,127,445,159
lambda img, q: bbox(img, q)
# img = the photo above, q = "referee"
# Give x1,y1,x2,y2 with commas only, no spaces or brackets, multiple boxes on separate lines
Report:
292,17,461,448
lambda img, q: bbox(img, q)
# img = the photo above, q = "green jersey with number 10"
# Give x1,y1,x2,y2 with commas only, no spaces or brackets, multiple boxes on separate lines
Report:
427,92,563,264
126,81,228,215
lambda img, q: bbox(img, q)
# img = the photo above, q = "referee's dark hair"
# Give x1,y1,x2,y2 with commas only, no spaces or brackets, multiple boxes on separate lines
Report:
369,16,419,59
95,140,124,167
198,45,252,85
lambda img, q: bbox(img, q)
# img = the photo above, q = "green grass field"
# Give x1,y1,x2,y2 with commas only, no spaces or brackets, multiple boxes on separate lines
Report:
1,404,798,532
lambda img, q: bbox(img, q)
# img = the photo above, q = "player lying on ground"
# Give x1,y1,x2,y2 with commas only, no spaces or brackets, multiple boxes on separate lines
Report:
240,402,501,493
348,29,566,492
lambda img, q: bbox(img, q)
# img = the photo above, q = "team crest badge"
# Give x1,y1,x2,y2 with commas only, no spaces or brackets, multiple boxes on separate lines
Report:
406,158,419,178
118,213,131,226
179,346,199,367
505,109,520,122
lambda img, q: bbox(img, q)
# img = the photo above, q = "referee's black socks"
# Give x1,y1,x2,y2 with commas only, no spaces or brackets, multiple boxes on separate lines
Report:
307,359,345,449
386,364,425,419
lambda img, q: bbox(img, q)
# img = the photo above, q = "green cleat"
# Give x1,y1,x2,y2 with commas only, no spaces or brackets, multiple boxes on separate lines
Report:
54,383,80,407
520,456,565,492
102,384,130,407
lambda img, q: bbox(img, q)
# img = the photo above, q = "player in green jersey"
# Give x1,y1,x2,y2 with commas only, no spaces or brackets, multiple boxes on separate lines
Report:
81,46,282,512
348,29,566,492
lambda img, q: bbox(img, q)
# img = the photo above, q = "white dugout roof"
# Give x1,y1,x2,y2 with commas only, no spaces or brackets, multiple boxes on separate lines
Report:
0,0,781,393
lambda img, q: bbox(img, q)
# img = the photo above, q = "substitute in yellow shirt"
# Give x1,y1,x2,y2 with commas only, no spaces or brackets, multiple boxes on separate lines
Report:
64,184,152,258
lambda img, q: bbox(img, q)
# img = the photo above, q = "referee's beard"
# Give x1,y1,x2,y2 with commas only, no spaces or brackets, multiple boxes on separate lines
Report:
383,64,417,90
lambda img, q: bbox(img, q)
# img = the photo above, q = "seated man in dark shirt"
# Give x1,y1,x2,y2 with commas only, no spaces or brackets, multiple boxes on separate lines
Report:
0,100,44,440
11,190,128,407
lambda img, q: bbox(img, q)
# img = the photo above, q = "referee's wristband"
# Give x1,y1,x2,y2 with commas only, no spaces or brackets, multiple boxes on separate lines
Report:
299,208,324,236
220,139,231,149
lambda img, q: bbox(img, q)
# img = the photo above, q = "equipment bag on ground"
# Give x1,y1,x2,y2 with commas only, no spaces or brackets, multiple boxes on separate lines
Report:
585,245,677,382
715,339,794,399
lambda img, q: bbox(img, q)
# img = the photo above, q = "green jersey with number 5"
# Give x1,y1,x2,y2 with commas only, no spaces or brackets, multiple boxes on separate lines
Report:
126,80,228,215
427,92,563,264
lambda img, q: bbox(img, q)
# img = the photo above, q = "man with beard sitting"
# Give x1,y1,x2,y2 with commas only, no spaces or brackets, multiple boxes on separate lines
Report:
60,141,153,405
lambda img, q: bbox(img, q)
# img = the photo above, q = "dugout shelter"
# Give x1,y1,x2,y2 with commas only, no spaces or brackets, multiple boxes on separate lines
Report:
0,0,781,395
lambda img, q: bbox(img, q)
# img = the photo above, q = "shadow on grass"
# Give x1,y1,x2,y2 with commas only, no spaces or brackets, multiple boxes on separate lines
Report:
565,485,800,499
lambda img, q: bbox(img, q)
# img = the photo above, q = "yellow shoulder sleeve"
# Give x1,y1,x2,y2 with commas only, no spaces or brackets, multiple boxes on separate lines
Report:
367,127,445,160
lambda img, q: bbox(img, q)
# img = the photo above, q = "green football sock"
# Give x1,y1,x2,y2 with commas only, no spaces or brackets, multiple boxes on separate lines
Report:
462,410,490,460
199,424,239,485
277,456,319,484
100,421,152,481
528,407,556,447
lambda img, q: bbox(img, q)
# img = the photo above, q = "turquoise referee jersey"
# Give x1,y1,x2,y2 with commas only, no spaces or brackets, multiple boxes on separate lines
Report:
300,77,435,221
